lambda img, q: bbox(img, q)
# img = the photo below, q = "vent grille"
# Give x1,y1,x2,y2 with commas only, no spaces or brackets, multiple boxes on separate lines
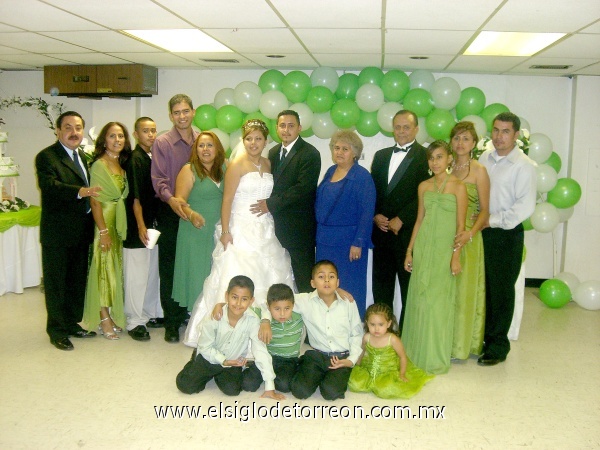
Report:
529,65,572,70
201,58,239,63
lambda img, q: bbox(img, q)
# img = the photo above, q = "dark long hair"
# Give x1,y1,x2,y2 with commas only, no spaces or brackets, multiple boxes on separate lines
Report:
91,121,132,166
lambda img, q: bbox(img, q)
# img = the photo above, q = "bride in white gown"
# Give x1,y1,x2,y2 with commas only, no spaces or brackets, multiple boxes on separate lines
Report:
183,119,296,347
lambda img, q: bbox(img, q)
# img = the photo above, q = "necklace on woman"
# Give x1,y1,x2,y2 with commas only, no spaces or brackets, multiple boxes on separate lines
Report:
105,149,119,159
452,159,470,171
433,174,448,194
249,158,262,171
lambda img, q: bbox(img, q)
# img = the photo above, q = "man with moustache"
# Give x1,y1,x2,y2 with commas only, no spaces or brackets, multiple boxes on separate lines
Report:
152,95,198,343
36,111,101,350
122,117,163,341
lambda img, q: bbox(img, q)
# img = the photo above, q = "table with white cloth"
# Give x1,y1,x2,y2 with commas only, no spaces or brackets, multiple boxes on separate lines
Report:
0,206,42,295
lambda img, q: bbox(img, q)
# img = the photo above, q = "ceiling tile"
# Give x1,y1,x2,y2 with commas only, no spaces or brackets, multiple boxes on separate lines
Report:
106,52,200,67
314,53,382,69
573,62,600,75
0,59,39,69
446,55,527,73
385,54,455,71
580,22,600,34
271,0,382,28
0,53,74,68
509,57,599,75
44,53,131,65
0,32,89,53
0,45,27,55
246,53,318,69
40,31,160,53
385,30,473,55
0,0,104,31
172,52,257,68
155,0,284,28
295,29,381,54
205,28,305,54
538,34,600,59
484,0,600,32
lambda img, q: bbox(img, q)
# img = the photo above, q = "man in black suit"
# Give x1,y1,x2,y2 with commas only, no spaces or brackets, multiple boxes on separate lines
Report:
35,111,101,350
371,110,429,334
250,110,321,292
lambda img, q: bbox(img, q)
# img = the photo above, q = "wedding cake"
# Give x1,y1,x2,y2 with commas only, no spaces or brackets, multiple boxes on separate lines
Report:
0,132,19,200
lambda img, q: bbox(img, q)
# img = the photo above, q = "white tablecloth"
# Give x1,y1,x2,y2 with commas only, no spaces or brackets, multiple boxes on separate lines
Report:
0,225,42,295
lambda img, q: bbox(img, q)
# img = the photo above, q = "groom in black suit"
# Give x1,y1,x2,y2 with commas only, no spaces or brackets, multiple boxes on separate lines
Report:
250,110,321,292
35,111,101,350
371,110,429,334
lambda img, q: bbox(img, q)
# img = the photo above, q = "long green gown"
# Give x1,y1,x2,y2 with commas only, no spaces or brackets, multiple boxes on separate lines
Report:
172,164,224,311
402,181,457,375
452,183,485,359
348,335,434,399
83,160,128,331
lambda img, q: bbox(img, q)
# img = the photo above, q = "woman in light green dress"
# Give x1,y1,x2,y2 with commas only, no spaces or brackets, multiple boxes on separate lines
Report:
450,122,490,359
402,141,467,374
83,122,131,340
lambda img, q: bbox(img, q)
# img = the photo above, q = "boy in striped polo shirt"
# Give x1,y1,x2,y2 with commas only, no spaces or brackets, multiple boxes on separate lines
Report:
243,284,304,393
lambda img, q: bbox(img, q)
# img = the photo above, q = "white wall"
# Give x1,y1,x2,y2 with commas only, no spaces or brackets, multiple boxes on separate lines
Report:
1,68,596,280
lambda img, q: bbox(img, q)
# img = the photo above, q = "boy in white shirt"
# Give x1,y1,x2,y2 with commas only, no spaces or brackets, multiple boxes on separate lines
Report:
176,275,284,400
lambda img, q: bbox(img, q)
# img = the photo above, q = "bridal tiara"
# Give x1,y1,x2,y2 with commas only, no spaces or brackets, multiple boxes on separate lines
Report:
243,119,269,135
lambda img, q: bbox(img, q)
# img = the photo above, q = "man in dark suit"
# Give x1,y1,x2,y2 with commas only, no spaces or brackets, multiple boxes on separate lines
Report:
35,111,101,350
371,110,429,334
250,110,321,292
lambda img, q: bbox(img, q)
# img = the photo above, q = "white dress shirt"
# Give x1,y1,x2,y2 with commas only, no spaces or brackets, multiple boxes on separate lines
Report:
479,145,537,230
197,305,275,391
388,140,415,183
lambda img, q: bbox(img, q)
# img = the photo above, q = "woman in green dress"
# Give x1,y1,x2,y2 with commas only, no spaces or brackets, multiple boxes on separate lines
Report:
450,121,490,359
172,132,226,311
83,122,131,340
402,140,467,374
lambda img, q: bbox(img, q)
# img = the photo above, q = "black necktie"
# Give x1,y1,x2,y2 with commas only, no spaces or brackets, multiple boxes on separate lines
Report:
394,145,410,153
72,150,88,185
280,147,288,162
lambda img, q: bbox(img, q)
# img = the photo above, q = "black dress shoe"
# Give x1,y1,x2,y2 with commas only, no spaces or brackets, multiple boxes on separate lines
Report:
164,327,180,343
147,318,164,328
69,329,97,338
129,325,151,341
477,354,506,366
50,337,74,351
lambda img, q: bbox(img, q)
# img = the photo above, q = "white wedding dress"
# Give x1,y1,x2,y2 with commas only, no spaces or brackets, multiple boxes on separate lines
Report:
183,171,296,347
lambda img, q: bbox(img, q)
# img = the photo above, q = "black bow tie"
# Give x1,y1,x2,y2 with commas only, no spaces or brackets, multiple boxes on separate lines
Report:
394,145,410,153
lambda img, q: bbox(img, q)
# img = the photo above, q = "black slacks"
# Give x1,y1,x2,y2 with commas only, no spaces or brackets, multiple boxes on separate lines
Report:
291,350,352,401
242,355,299,393
176,353,244,396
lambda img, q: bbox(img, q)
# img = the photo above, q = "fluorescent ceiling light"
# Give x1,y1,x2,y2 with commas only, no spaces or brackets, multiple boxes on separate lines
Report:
122,29,232,53
465,31,565,56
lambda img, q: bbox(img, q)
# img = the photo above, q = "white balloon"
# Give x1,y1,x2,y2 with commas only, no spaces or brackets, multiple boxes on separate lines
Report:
233,81,262,113
229,128,243,152
312,112,337,139
430,77,461,110
376,102,402,132
214,88,235,109
530,202,559,233
556,206,574,223
519,116,531,132
409,70,435,91
536,163,558,193
356,84,385,112
259,91,288,119
462,115,488,140
290,102,314,129
416,116,430,144
573,280,600,310
555,272,580,296
209,128,230,151
310,67,339,92
528,133,553,163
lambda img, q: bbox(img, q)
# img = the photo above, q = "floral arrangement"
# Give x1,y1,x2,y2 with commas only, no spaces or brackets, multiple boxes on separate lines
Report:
474,128,530,160
0,197,30,213
0,96,64,131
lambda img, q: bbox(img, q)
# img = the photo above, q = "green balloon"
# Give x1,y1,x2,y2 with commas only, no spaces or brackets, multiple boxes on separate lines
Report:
545,152,562,173
539,279,571,308
456,87,486,119
331,99,360,128
244,112,273,135
403,88,434,117
358,67,384,86
380,129,394,138
356,110,380,137
307,86,335,113
336,73,359,100
258,69,285,93
269,125,281,143
282,71,311,103
216,105,243,134
300,128,314,138
381,70,410,102
547,178,582,209
480,103,510,132
426,109,455,140
193,104,217,130
522,217,534,231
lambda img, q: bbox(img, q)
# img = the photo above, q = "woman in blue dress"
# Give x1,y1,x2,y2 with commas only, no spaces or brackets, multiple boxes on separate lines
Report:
315,130,376,318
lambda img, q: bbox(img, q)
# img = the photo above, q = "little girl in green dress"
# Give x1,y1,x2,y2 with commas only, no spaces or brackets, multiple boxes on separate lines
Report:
348,303,433,399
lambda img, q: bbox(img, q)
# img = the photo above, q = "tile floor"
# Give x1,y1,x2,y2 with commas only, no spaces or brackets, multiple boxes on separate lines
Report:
0,287,598,449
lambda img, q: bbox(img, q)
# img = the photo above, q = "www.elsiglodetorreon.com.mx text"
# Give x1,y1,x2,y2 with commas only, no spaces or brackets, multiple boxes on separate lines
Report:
155,402,446,421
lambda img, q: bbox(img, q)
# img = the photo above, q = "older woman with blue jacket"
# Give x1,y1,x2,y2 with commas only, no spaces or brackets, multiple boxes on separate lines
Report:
315,130,376,318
